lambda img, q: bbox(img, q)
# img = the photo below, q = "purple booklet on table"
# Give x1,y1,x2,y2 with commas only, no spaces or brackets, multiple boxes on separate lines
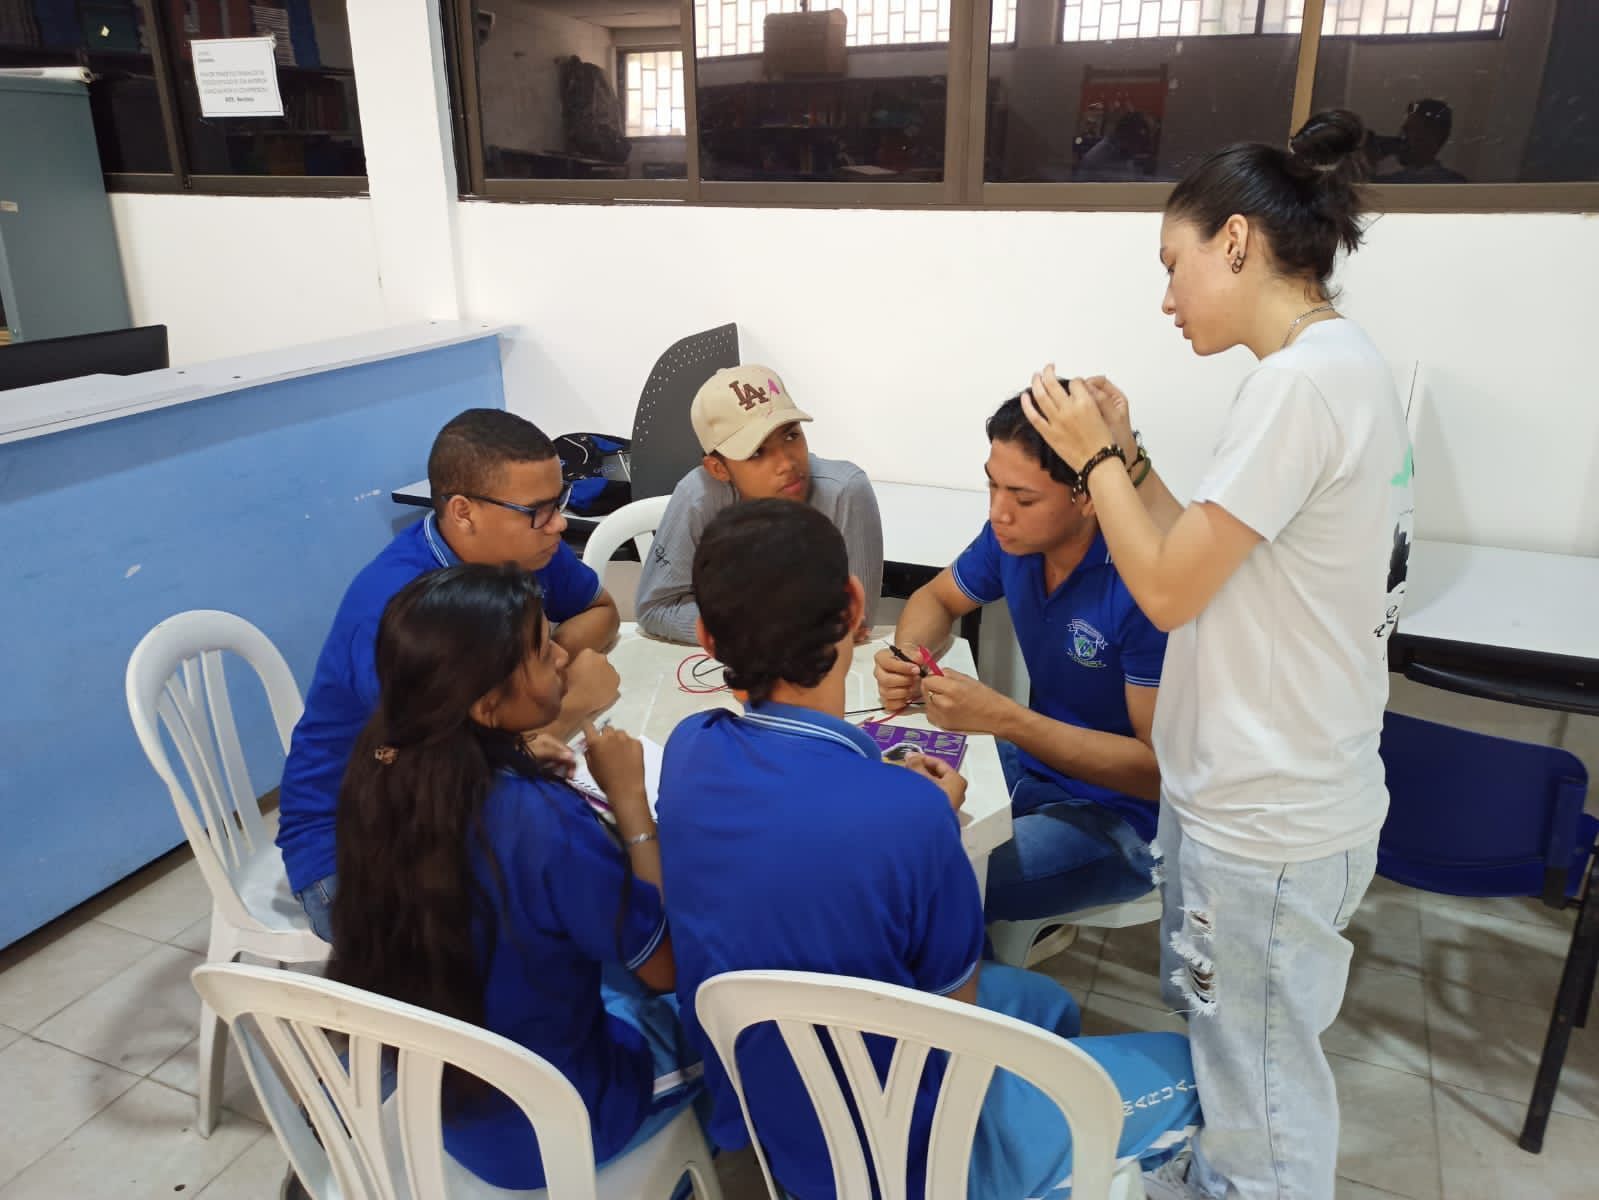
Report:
860,722,969,771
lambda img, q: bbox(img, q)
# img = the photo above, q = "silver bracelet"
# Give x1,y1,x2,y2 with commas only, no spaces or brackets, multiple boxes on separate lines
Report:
625,830,657,848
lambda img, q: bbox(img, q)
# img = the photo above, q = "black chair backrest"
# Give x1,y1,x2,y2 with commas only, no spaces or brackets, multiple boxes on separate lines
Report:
629,323,739,500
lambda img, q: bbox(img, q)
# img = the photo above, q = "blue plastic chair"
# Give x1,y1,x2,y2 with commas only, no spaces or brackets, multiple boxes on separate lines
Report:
1378,711,1599,1153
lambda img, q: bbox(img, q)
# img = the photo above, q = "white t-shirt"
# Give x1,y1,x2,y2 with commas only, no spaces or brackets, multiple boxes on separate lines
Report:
1154,319,1415,862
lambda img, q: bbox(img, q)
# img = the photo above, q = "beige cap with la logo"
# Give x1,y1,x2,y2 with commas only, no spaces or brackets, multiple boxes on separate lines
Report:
690,365,813,461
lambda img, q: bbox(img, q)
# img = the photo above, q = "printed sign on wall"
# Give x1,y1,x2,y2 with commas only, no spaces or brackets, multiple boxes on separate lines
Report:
191,37,284,118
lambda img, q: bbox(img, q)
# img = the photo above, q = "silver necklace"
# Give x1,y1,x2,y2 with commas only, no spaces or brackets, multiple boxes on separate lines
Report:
1282,303,1337,349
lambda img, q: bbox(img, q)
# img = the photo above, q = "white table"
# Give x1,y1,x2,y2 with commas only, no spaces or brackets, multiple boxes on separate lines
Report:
1394,540,1599,1157
1392,539,1599,717
600,624,1013,893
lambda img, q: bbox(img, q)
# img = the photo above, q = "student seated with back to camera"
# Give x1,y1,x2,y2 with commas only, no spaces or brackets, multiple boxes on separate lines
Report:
875,394,1166,934
635,364,884,644
278,409,623,943
656,499,1199,1200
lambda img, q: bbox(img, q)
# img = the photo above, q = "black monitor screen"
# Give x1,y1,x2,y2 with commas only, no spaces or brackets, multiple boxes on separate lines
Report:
0,325,169,392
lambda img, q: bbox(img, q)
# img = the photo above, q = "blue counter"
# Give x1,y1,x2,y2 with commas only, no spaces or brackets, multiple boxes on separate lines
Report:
0,323,506,948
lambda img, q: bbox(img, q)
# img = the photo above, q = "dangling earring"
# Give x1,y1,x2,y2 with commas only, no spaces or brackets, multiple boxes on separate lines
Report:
1230,252,1246,274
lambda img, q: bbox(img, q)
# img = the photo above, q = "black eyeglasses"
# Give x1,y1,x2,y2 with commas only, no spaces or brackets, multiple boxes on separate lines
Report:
461,483,572,530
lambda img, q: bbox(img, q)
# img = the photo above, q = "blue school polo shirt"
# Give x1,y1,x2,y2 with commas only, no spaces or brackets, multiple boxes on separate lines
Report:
951,524,1165,842
658,702,985,1200
276,513,601,893
446,768,667,1190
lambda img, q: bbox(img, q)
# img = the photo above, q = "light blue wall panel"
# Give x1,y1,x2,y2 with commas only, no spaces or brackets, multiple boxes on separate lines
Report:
0,337,504,948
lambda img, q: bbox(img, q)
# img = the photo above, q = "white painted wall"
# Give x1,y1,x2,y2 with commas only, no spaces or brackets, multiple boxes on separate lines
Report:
454,195,1599,780
108,193,387,364
345,0,465,326
458,201,1599,558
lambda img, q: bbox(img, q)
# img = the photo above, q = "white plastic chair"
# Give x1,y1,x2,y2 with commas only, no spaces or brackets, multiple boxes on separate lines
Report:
581,496,672,574
192,962,722,1200
126,610,330,1137
695,969,1146,1200
988,889,1164,970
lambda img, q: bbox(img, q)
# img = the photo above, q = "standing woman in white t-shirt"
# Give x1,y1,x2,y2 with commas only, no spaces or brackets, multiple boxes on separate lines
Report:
1022,110,1415,1200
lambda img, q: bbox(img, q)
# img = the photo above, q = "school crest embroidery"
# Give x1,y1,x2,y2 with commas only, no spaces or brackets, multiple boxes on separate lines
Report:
1067,618,1109,668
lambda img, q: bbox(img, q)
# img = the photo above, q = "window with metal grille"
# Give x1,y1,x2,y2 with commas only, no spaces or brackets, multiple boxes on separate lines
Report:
1058,0,1509,42
622,49,686,137
694,0,1021,57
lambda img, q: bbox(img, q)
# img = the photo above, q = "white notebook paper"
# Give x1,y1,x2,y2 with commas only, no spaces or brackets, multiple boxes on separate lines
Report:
567,735,665,820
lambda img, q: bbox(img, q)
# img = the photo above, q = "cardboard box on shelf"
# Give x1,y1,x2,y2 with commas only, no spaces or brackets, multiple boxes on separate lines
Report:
763,10,848,79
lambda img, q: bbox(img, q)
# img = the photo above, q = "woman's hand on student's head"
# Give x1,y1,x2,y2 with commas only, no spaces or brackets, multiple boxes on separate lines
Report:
899,753,968,811
1085,376,1137,464
525,732,577,778
582,721,646,807
1023,366,1115,472
874,648,924,712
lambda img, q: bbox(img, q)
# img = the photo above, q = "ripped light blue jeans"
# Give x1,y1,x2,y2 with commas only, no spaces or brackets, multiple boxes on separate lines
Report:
1154,803,1378,1200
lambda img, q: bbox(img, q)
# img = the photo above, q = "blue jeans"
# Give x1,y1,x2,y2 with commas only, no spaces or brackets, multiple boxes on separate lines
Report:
969,964,1200,1200
295,873,336,943
984,743,1157,922
1155,802,1377,1200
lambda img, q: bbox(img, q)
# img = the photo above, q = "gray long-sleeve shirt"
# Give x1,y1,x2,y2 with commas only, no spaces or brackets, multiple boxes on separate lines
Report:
634,455,885,644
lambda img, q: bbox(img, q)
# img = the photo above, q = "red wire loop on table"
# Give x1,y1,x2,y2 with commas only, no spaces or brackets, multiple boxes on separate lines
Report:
676,653,730,695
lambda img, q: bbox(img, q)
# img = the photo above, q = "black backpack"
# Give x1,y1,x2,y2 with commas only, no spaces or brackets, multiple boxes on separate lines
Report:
554,432,633,517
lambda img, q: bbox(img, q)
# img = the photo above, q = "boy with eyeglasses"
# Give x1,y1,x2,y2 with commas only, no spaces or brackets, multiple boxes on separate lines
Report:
278,409,621,941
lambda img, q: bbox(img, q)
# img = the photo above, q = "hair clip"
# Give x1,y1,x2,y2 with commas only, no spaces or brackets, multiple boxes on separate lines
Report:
374,746,398,765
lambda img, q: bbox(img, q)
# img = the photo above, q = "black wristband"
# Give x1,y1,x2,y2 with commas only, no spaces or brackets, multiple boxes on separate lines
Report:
1074,445,1127,497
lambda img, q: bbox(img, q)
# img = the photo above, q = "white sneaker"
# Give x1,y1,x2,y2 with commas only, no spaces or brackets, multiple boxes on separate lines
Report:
1140,1148,1196,1200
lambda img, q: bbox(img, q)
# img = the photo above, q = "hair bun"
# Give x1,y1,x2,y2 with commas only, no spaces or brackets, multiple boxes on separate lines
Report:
1289,109,1367,172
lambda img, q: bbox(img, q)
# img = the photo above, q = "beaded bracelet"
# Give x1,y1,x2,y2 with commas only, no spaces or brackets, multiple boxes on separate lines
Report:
1074,445,1127,497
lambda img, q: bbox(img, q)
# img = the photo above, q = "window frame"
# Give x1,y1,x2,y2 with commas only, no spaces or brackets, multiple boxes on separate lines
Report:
449,0,695,203
437,0,1599,214
696,0,976,208
618,46,688,141
91,0,368,197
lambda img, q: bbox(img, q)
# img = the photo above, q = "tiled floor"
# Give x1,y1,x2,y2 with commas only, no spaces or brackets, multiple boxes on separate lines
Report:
2,852,1592,1200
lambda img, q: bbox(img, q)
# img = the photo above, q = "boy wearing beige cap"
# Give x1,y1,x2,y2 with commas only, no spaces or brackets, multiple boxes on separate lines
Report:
636,364,883,644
